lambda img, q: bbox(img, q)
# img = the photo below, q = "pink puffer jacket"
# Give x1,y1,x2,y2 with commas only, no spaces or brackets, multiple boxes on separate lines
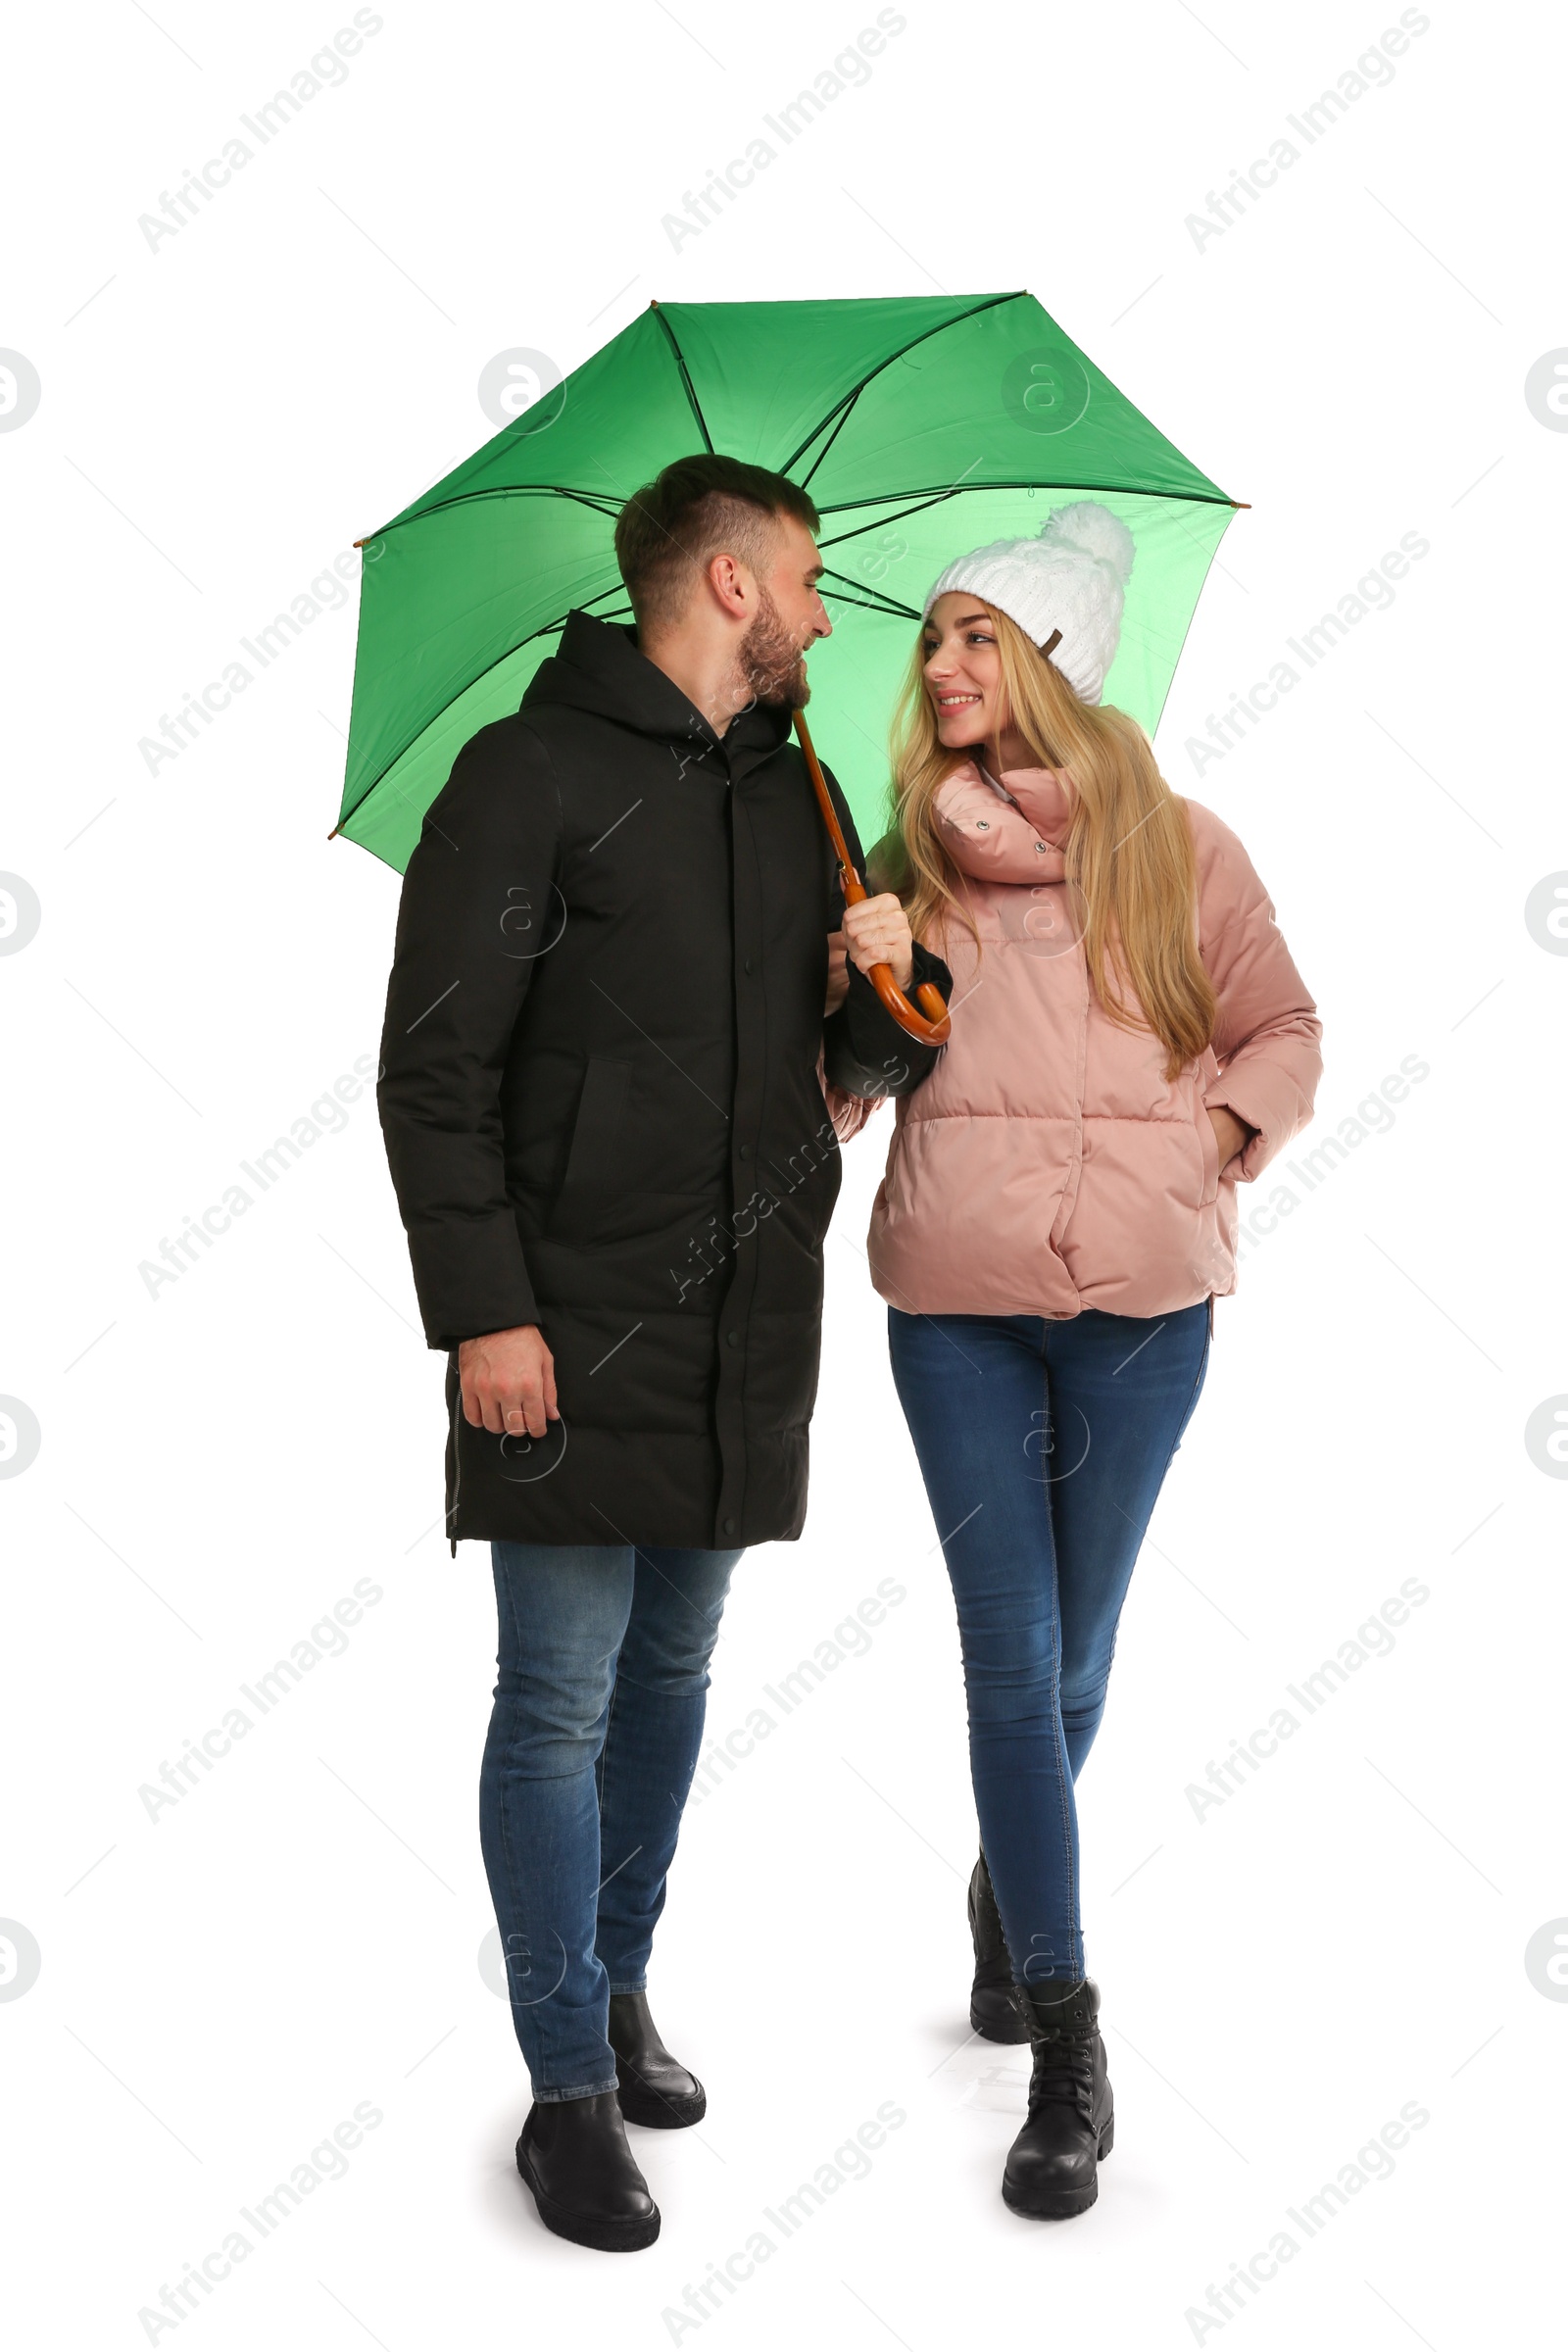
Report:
864,760,1322,1319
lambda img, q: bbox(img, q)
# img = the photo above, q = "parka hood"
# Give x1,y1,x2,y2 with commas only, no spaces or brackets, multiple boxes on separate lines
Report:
522,608,796,767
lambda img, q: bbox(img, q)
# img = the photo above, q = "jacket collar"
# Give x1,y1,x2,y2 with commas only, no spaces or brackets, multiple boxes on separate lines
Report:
934,757,1072,885
950,757,1073,841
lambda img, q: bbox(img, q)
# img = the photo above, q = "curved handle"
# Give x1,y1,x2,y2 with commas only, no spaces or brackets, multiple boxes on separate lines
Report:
866,965,954,1039
794,710,952,1048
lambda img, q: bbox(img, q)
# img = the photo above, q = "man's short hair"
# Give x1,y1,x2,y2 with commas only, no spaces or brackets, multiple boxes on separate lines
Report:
613,454,820,630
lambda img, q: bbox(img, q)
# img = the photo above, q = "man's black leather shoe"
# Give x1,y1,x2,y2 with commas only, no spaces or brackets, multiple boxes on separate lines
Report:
515,2091,661,2250
608,1990,707,2128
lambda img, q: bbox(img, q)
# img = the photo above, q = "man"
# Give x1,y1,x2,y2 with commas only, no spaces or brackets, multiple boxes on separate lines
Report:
376,454,952,2251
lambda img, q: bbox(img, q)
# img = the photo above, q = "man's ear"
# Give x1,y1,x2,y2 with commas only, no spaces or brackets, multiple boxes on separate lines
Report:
706,551,751,618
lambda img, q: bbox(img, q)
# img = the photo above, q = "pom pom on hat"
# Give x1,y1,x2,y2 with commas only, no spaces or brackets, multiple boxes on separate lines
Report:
921,498,1136,705
1037,500,1136,586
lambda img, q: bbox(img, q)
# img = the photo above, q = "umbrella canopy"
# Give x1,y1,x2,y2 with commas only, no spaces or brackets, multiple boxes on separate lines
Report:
335,291,1241,871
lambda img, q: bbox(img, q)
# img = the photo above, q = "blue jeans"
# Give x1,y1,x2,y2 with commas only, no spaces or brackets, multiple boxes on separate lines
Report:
888,1301,1211,1985
480,1542,742,2100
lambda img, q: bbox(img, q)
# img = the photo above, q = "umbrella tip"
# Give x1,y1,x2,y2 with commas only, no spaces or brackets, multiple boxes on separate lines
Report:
1230,501,1251,511
327,825,340,841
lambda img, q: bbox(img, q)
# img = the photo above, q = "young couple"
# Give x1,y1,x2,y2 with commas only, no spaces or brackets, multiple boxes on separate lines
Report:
376,454,1322,2249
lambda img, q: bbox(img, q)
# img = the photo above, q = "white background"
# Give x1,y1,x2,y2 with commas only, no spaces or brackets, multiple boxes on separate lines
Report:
4,1,1565,2345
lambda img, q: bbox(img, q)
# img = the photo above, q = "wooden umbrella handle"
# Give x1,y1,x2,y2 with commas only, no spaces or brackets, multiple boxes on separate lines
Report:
794,710,952,1048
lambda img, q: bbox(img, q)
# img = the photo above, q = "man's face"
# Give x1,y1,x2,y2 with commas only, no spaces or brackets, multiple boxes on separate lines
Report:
740,514,832,710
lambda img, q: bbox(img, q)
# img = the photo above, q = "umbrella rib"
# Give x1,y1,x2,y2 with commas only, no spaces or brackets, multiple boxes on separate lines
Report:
817,484,992,550
778,290,1028,477
360,482,626,543
820,586,925,621
797,388,863,492
336,588,632,833
818,479,1240,554
817,567,922,621
650,303,714,454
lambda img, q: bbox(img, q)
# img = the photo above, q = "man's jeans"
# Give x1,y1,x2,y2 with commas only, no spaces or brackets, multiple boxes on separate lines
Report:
888,1301,1210,1986
480,1542,742,2101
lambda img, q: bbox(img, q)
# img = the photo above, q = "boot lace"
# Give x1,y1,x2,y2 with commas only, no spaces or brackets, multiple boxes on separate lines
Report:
1026,2027,1097,2123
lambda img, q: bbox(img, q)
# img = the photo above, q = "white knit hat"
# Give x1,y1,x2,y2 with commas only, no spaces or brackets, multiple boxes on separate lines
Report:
922,500,1136,705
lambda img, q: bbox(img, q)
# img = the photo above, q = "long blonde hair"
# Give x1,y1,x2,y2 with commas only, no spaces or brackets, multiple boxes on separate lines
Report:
887,603,1216,1082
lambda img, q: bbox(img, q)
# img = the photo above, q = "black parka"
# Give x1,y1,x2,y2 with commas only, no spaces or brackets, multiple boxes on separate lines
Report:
376,611,952,1550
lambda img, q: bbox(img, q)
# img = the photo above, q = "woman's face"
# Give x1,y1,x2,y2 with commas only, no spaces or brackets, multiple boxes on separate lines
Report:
920,592,1006,752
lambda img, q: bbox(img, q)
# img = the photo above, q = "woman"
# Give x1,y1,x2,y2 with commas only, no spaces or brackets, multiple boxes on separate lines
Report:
865,503,1322,2220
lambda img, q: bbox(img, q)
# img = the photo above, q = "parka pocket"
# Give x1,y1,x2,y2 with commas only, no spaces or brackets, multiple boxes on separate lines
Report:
1196,1096,1220,1205
1193,1045,1225,1207
551,1055,634,1218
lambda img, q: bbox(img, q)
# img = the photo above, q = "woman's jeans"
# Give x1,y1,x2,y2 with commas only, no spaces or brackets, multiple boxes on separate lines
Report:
480,1542,742,2101
888,1301,1210,1986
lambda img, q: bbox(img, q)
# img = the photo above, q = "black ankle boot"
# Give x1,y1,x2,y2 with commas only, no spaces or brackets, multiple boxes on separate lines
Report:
608,1990,707,2129
968,1852,1030,2043
515,2090,661,2250
1002,1977,1114,2220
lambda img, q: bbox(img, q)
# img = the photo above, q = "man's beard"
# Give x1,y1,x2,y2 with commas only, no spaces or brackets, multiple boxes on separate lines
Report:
737,585,811,710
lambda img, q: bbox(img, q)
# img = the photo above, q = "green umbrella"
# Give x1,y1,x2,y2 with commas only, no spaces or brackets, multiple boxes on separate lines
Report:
333,290,1243,872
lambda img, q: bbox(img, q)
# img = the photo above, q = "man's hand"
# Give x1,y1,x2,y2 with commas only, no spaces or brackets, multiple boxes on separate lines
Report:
1206,1106,1253,1171
824,929,851,1016
458,1324,559,1438
841,894,915,994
